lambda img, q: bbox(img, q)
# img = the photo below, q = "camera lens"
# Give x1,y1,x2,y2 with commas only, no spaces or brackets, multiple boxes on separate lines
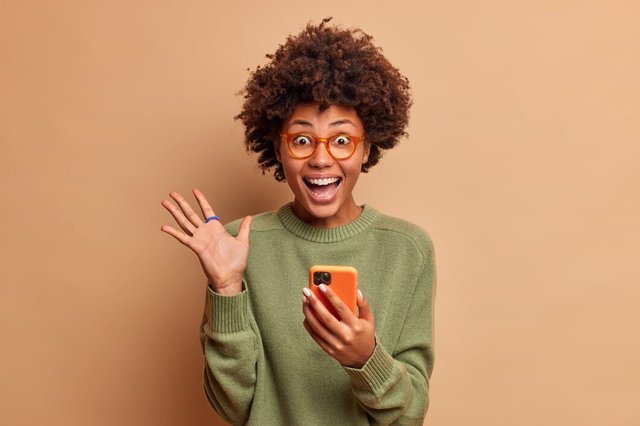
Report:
321,272,331,284
313,272,322,285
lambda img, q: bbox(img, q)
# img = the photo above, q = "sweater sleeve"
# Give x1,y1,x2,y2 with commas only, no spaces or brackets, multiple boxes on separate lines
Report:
343,256,436,425
199,283,258,425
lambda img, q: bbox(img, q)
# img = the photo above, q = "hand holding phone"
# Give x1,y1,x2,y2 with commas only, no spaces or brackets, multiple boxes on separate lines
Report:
303,265,375,368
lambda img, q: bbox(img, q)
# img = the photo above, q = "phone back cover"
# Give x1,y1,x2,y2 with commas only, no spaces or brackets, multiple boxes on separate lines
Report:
309,265,358,319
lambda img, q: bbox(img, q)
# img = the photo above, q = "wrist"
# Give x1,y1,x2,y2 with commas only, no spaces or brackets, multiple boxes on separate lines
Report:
209,278,243,296
346,338,376,369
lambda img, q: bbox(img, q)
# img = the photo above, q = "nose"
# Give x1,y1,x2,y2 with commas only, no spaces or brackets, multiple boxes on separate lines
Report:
308,141,335,168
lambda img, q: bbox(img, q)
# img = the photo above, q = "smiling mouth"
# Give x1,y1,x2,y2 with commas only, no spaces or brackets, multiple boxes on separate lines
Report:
304,177,342,200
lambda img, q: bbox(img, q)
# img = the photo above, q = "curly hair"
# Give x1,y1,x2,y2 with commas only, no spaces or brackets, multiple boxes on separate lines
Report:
236,18,412,182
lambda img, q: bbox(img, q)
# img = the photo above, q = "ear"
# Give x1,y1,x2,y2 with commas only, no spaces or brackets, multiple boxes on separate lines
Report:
274,137,282,162
361,142,371,165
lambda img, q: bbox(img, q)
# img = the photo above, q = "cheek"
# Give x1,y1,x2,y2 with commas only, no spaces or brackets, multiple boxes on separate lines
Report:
344,160,364,179
280,157,304,181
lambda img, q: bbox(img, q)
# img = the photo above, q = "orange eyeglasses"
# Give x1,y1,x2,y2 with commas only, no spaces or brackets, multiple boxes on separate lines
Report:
280,133,365,160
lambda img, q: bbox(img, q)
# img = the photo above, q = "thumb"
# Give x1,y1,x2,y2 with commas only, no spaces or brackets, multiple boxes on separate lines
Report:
236,215,253,245
357,290,374,322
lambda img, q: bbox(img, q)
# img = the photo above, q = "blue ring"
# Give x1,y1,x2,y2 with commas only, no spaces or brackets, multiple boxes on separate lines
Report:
205,215,220,223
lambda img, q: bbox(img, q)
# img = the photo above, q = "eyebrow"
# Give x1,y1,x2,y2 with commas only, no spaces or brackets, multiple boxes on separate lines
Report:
287,119,357,129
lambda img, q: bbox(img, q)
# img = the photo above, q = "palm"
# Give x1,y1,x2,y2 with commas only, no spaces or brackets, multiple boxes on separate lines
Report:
160,189,252,292
191,222,249,286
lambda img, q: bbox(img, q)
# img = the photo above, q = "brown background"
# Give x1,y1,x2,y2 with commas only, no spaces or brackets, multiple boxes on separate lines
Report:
1,1,639,425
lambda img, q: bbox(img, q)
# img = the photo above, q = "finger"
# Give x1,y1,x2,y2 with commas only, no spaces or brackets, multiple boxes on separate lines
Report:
160,224,191,247
302,299,338,345
169,191,203,227
192,188,218,222
318,284,358,326
302,287,344,334
161,199,196,235
357,291,374,322
236,215,253,245
303,318,334,355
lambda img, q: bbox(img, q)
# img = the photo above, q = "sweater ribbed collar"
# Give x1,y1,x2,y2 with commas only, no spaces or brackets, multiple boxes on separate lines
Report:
277,203,378,243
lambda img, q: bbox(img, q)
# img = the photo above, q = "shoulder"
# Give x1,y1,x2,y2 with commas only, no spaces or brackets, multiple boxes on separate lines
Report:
224,209,283,237
369,208,435,259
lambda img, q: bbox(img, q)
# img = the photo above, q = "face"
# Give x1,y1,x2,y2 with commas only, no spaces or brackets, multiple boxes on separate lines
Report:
276,103,370,228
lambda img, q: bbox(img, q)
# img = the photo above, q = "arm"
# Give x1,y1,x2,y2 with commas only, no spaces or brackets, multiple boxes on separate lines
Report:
302,256,435,425
160,189,256,423
344,259,435,425
200,284,258,425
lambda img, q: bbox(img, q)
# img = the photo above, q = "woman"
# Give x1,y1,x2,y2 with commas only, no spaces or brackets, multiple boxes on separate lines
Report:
161,19,436,425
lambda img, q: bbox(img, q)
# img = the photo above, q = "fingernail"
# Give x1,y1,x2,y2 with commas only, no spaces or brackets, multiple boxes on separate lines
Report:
319,284,327,293
302,295,307,304
302,288,311,297
358,289,363,300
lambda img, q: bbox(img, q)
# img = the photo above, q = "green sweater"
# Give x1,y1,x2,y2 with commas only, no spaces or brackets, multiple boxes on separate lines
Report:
199,204,436,425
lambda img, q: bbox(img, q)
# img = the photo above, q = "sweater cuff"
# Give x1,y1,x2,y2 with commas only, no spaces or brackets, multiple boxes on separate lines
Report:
343,340,397,392
206,282,251,333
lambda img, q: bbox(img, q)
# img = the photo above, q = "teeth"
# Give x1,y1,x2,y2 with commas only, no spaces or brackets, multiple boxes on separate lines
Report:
306,177,340,186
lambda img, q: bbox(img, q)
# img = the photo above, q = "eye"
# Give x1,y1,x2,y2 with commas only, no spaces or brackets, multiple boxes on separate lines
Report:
291,134,313,146
332,135,352,146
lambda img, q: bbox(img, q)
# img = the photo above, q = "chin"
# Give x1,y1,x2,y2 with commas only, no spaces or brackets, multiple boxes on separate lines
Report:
307,203,341,219
292,195,347,225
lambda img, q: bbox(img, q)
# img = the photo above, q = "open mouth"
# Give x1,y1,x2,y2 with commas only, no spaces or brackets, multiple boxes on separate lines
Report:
303,177,342,200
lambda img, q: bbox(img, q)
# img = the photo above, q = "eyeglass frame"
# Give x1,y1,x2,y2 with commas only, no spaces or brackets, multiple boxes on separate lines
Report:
279,132,366,160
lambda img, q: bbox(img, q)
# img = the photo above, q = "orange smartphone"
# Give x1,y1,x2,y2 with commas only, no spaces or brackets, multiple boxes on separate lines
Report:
308,265,358,320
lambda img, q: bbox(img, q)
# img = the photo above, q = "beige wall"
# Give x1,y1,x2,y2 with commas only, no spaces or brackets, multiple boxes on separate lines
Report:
1,1,639,425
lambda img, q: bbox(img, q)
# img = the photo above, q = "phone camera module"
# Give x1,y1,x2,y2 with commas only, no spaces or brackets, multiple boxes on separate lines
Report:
313,271,332,285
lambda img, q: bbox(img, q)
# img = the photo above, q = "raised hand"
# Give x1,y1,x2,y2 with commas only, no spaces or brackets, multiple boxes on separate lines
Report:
160,189,252,295
302,285,376,368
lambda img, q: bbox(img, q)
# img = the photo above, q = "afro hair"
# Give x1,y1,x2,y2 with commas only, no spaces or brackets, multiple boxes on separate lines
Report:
236,18,412,181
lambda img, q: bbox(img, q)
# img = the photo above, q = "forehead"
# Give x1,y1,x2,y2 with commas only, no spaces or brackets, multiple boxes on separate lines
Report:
283,102,363,130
